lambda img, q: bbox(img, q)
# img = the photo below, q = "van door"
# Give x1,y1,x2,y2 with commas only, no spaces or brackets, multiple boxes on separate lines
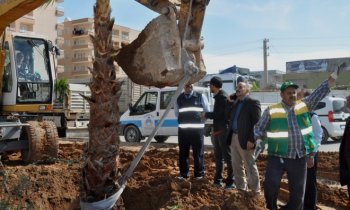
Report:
130,91,158,137
157,90,178,136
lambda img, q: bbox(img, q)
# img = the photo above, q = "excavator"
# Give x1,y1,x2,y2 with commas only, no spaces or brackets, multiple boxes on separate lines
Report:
0,0,60,163
0,0,208,164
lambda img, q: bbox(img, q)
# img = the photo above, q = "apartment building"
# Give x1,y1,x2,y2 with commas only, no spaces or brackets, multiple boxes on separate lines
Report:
58,17,140,80
58,18,149,112
7,0,65,73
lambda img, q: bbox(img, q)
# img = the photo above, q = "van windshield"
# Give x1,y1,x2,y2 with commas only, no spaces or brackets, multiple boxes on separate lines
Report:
333,100,348,113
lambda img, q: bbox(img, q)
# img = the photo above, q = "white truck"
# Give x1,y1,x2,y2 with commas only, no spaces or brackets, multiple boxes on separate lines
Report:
50,83,90,138
120,86,213,143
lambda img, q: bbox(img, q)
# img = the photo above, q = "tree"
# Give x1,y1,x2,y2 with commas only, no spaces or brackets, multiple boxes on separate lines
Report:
80,0,122,208
54,78,69,103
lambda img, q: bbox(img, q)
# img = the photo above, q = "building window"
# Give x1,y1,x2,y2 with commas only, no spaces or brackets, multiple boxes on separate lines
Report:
113,30,120,36
121,32,129,40
20,24,29,32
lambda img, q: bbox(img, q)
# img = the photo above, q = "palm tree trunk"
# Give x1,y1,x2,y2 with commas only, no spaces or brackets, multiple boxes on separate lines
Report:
81,0,121,204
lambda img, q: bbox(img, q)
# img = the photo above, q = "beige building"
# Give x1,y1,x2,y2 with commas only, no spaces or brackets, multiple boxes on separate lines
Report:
57,17,140,79
7,0,64,45
7,0,65,73
58,18,149,112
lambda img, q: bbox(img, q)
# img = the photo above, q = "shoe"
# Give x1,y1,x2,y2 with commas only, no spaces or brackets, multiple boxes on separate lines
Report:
214,182,224,188
252,191,262,196
175,176,188,181
193,176,203,180
225,183,236,190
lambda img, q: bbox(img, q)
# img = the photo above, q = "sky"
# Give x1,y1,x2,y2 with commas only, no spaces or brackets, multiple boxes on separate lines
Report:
60,0,350,74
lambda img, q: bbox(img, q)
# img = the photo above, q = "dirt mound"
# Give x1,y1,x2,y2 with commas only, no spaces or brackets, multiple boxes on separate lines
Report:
0,141,349,210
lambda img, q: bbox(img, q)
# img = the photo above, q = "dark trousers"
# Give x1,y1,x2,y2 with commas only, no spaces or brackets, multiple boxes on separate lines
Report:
211,130,234,185
346,157,350,200
304,152,318,210
178,128,204,178
264,155,307,210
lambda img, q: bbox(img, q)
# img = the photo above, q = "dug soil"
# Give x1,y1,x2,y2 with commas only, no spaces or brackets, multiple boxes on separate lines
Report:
0,140,349,210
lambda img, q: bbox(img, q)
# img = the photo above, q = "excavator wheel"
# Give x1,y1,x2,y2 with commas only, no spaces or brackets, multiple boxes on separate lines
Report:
21,121,45,163
43,121,59,159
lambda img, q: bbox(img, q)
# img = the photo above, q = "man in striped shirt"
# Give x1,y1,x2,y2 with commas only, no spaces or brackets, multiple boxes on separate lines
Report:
254,65,343,210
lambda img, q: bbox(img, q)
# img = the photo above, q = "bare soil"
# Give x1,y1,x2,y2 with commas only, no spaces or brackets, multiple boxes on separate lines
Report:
0,141,349,210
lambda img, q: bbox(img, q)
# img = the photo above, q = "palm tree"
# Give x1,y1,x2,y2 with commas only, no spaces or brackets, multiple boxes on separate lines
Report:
80,0,122,207
54,78,69,103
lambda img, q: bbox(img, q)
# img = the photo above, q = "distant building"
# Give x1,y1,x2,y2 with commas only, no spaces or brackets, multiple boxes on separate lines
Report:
249,70,284,88
284,57,350,89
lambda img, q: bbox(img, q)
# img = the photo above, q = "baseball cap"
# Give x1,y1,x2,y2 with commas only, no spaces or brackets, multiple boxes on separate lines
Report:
280,80,299,92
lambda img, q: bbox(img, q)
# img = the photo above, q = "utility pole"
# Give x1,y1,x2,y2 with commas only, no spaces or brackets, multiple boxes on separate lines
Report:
263,38,269,89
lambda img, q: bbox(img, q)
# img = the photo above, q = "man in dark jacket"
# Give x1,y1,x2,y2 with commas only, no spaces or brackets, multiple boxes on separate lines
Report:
227,81,261,193
205,76,235,189
340,95,350,200
174,84,210,180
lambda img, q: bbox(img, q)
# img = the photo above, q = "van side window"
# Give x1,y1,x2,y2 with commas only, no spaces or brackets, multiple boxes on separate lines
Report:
160,91,175,109
314,102,326,111
132,92,157,115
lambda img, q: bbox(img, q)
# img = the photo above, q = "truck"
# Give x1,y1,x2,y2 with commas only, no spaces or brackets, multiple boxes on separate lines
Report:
120,86,213,143
49,83,90,138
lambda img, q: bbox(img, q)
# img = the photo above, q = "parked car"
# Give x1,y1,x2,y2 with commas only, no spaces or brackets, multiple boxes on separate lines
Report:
313,95,349,144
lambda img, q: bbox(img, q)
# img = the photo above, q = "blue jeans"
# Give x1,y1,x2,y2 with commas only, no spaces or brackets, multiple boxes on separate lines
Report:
264,155,307,210
211,130,234,185
304,152,318,210
178,128,204,178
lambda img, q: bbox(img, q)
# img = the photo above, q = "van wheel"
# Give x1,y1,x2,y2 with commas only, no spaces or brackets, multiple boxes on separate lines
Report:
154,136,168,143
124,125,141,143
321,127,329,144
331,137,341,141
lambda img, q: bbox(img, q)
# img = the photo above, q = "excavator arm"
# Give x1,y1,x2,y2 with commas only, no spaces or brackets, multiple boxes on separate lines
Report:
116,0,209,87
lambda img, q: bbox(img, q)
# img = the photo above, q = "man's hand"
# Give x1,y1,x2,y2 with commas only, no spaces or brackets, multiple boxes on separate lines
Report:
307,156,314,168
247,141,255,150
329,62,347,87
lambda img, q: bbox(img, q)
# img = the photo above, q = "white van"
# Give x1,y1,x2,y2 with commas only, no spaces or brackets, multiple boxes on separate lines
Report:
314,96,349,143
120,86,213,143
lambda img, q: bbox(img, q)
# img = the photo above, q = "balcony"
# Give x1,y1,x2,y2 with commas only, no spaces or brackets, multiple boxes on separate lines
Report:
56,6,64,17
72,43,93,50
71,56,92,63
56,65,65,74
72,29,93,37
56,23,64,30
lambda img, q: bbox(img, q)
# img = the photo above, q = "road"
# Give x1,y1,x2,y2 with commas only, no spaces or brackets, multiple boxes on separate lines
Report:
119,136,341,152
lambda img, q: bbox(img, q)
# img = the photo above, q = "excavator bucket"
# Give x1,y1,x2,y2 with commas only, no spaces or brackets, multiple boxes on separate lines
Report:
116,8,206,87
